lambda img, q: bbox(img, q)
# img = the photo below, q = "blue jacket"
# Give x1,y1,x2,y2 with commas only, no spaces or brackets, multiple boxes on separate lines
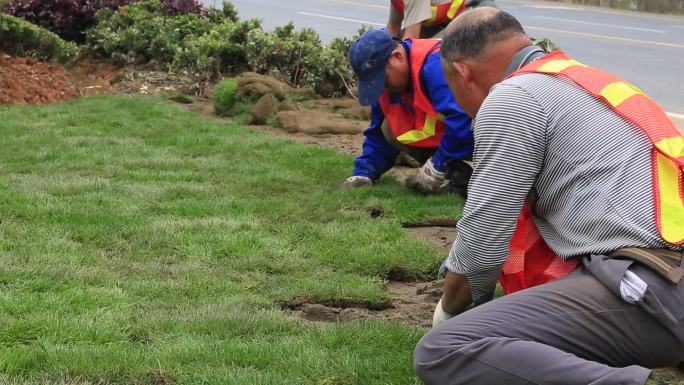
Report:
352,40,474,181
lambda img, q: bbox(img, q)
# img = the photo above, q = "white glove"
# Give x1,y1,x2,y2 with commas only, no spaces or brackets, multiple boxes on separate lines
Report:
410,158,447,194
432,297,454,327
342,175,373,188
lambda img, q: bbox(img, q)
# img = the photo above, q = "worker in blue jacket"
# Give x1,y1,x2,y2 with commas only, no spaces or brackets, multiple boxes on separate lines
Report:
343,29,474,195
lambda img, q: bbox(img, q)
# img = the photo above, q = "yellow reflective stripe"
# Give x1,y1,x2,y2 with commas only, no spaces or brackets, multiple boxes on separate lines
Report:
537,59,586,73
655,152,684,244
655,136,684,159
447,0,465,18
426,5,438,25
599,81,643,108
396,114,442,144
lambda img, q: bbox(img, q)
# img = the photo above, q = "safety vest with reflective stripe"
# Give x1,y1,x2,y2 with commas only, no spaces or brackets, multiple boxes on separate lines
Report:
378,39,445,148
391,0,466,27
500,50,684,295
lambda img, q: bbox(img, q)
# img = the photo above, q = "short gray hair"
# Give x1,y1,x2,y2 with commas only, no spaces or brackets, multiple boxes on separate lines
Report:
441,8,526,62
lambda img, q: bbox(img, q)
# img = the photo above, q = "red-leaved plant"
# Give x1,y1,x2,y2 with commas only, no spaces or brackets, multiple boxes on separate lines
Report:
160,0,203,15
2,0,136,41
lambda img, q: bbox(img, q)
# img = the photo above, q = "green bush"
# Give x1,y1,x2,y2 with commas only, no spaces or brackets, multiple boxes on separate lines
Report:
245,24,367,97
212,77,240,116
86,0,260,81
85,0,363,96
171,18,261,81
0,13,78,64
86,0,216,65
205,1,238,23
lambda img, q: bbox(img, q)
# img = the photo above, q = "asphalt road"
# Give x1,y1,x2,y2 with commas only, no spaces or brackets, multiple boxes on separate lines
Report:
202,0,684,126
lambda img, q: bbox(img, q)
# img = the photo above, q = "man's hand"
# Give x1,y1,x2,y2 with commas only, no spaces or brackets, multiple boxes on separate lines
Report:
432,297,454,327
407,158,447,194
342,175,373,189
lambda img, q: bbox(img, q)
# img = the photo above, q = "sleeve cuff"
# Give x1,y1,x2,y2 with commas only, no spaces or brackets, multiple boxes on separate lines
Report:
430,153,448,173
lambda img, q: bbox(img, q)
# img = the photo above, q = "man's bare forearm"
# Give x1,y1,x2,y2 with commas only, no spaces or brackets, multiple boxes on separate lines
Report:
441,270,473,315
387,22,402,38
402,22,422,39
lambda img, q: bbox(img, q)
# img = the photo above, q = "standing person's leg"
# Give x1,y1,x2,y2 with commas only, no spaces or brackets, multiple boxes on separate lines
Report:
414,265,684,385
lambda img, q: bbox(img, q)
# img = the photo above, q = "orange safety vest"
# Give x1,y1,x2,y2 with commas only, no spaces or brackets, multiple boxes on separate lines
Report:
378,39,445,148
391,0,466,27
499,51,684,294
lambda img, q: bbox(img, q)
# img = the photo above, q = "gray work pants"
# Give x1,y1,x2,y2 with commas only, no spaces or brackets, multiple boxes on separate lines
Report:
414,260,684,385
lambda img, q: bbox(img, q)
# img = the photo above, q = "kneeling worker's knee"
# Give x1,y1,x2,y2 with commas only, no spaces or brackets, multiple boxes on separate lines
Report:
414,328,468,384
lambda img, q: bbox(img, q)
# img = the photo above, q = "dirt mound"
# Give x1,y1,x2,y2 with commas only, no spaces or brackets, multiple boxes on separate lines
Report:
284,281,443,327
277,110,367,134
67,58,129,97
0,54,79,104
113,70,202,96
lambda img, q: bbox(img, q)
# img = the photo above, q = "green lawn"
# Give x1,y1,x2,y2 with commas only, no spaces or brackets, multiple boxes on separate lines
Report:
0,96,462,384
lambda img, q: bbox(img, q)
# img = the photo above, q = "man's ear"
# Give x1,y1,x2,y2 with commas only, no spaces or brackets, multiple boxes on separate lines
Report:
452,62,474,88
389,49,404,65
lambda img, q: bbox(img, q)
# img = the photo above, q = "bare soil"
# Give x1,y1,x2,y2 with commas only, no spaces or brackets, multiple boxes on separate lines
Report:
282,281,443,327
0,54,79,104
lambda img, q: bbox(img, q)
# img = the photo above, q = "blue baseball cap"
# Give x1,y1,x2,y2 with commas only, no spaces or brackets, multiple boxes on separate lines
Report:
348,29,397,106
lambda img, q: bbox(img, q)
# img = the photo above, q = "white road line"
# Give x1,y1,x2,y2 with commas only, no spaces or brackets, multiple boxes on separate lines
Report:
297,11,384,26
526,5,579,10
666,111,684,120
532,15,667,34
524,25,684,49
331,0,387,9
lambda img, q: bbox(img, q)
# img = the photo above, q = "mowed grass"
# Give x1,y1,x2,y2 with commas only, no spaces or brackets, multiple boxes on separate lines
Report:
0,96,463,384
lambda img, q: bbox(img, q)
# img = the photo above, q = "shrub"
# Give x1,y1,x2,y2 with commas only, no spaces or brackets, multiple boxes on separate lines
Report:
1,0,135,42
87,0,260,80
212,77,240,116
171,18,261,80
205,1,238,23
0,13,78,63
86,0,215,65
245,24,367,97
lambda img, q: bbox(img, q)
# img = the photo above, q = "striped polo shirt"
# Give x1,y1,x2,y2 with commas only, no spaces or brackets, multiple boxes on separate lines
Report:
444,72,682,304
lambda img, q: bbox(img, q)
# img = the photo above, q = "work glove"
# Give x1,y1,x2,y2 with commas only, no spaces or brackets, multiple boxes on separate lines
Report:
342,175,373,189
432,297,454,327
407,158,447,194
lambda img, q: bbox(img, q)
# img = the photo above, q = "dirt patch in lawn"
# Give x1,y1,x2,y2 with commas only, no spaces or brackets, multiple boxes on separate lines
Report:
281,281,443,327
279,219,458,327
404,225,457,253
67,58,129,97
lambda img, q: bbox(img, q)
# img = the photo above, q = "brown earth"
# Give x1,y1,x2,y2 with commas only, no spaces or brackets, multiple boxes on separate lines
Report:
282,281,443,327
0,54,79,104
0,54,202,105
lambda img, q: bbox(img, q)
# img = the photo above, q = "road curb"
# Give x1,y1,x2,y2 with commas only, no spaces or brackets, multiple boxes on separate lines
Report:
543,0,684,15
